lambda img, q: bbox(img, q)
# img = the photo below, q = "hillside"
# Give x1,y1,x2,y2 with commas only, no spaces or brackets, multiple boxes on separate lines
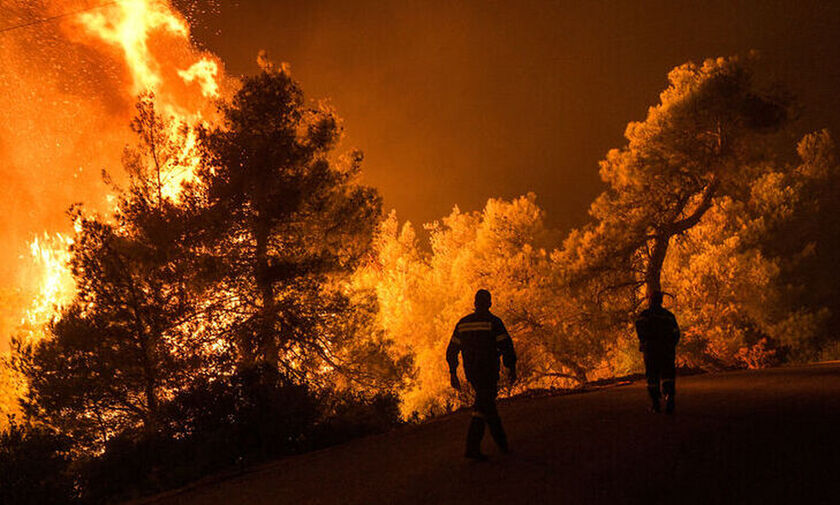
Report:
135,364,840,505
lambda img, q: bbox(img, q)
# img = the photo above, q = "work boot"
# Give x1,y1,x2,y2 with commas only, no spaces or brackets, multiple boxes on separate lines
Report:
664,394,675,414
662,380,676,414
465,416,487,460
486,416,509,454
647,385,661,413
650,397,661,413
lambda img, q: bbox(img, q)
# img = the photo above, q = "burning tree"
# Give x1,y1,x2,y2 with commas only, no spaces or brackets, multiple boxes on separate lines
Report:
14,60,407,444
10,73,405,498
0,0,228,436
15,98,212,449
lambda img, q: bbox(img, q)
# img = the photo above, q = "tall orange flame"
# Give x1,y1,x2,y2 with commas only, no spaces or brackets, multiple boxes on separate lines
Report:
21,232,76,341
78,0,189,94
0,0,228,351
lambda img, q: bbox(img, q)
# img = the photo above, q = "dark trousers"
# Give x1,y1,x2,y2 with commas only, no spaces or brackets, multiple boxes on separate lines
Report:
465,384,508,456
644,348,676,400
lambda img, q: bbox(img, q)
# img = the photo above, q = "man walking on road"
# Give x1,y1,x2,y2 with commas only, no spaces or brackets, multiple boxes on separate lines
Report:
635,290,680,414
446,289,517,460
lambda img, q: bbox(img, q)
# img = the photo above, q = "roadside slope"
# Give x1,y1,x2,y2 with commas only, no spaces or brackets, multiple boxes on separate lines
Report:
139,364,840,505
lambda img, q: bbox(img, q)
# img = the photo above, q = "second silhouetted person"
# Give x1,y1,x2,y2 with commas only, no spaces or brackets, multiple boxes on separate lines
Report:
635,290,680,414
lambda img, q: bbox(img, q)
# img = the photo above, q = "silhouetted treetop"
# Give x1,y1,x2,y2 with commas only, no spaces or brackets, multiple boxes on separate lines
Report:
195,64,386,378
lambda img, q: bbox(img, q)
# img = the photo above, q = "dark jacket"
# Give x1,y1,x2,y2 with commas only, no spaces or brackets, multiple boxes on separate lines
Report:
446,310,516,387
635,307,680,353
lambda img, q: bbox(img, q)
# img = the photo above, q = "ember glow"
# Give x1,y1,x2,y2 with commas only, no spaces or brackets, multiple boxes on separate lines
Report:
0,0,228,350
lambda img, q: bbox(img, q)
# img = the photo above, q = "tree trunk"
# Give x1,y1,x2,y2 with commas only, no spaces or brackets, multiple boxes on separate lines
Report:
645,178,718,301
139,333,159,433
645,234,671,300
143,371,159,432
253,217,278,371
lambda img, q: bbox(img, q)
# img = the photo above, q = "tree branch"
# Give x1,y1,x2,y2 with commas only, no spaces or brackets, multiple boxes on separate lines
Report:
667,177,719,234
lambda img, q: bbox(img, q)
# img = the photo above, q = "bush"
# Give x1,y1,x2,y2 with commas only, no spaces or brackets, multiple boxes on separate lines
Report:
0,367,402,504
80,367,319,502
0,419,76,505
314,391,403,448
80,367,401,502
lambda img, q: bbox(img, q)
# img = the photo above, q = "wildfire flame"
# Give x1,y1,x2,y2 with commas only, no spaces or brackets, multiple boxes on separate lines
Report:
178,59,220,98
72,0,222,103
2,0,228,348
21,233,75,339
77,0,190,94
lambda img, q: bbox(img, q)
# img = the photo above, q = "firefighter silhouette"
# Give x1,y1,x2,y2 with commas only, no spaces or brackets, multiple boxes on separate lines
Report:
635,290,680,413
446,289,517,460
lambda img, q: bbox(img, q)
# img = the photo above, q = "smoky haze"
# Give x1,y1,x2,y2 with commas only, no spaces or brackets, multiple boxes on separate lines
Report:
0,1,126,345
0,0,226,349
185,0,840,230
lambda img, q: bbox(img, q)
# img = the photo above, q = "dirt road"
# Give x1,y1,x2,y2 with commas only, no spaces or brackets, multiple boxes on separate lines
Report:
141,363,840,505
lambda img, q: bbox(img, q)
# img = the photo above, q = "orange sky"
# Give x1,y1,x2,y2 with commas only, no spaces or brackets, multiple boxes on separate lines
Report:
185,0,840,231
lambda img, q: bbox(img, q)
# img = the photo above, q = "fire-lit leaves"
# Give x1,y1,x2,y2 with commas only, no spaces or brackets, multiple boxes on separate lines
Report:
125,92,203,202
356,195,607,418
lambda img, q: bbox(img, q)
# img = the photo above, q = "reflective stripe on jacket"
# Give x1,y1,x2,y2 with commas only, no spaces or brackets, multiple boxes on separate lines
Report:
446,310,516,387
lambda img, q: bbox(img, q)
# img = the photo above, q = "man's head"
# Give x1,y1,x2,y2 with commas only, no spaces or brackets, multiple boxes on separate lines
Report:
650,290,664,309
474,289,492,312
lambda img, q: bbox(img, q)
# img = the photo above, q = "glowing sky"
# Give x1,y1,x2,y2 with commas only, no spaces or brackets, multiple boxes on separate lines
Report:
184,0,840,231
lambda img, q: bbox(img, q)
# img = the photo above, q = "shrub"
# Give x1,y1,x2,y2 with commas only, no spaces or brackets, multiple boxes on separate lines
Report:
0,419,76,505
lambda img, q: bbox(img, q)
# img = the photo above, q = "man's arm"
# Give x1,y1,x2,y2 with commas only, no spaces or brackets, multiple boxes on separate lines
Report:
446,328,462,391
635,313,649,351
494,318,517,383
670,313,681,347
